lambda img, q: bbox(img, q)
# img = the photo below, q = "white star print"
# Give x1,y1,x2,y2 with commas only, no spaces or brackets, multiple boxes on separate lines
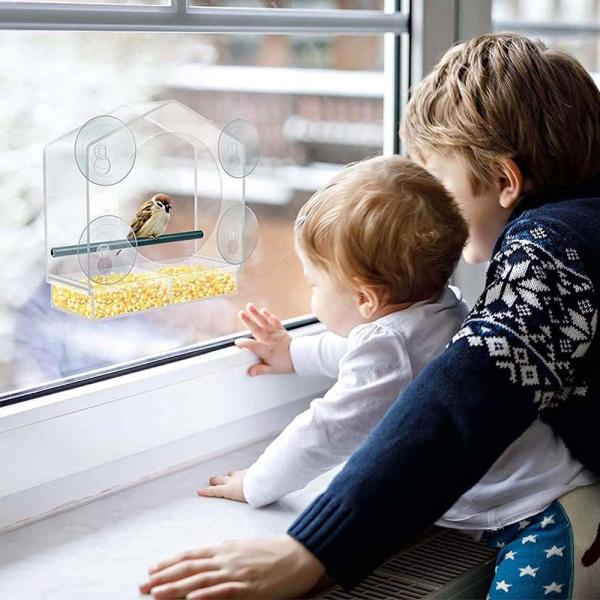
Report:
496,541,506,548
518,519,531,530
543,582,564,595
519,565,540,577
504,550,517,560
540,515,555,528
496,580,512,593
544,545,565,558
522,534,538,544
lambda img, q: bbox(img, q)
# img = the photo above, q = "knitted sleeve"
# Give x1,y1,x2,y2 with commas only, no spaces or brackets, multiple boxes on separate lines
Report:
288,220,597,589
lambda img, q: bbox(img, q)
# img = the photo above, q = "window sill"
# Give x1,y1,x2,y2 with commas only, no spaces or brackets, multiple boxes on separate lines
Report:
0,321,332,533
0,438,339,599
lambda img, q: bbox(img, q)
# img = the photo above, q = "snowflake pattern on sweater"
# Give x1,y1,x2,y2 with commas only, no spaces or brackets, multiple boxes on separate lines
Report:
450,222,597,412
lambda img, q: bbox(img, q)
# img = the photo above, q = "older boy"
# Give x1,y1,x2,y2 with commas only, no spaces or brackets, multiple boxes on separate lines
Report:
140,33,600,600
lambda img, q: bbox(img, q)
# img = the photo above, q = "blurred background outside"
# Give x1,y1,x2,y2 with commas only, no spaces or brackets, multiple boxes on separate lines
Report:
1,1,385,395
3,0,600,397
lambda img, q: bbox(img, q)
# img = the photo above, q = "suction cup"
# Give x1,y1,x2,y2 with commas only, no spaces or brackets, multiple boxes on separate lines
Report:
75,115,136,186
78,215,137,284
217,205,258,265
218,119,260,179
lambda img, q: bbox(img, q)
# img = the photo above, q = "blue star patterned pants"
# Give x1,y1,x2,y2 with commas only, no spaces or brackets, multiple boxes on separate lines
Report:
479,482,600,599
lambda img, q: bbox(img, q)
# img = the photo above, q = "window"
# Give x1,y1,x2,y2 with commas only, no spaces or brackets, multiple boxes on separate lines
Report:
0,2,407,403
191,1,385,8
493,0,600,80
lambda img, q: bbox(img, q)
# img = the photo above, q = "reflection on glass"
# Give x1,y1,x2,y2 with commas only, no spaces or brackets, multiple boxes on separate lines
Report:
1,31,384,397
493,0,600,76
1,0,169,4
1,0,383,6
192,1,384,8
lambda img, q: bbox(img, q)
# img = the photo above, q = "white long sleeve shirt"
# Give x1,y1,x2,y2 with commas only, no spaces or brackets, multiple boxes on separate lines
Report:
243,285,469,507
437,418,597,531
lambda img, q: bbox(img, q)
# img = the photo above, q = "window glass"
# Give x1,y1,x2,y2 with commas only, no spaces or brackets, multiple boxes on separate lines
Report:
191,1,384,9
1,0,169,4
1,0,383,6
1,31,384,397
493,0,600,77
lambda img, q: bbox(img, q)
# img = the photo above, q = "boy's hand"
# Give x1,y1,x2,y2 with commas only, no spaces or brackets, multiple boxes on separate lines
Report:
197,469,248,503
234,303,294,376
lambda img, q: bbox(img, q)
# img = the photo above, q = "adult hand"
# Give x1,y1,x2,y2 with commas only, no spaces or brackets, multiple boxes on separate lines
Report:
139,535,325,599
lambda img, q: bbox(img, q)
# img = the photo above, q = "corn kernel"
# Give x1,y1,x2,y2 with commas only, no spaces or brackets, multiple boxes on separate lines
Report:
51,264,237,319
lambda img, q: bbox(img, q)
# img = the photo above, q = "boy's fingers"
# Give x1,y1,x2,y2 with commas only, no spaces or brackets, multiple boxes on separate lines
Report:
186,582,248,600
233,337,251,350
247,303,272,331
239,311,271,340
261,307,282,328
239,310,264,333
266,311,283,329
260,307,278,331
197,485,227,498
234,338,266,356
147,548,215,575
142,559,218,592
248,363,274,377
208,475,229,486
150,572,230,599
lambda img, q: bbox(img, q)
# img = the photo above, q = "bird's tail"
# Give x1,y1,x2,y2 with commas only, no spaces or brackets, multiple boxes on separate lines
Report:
116,233,134,256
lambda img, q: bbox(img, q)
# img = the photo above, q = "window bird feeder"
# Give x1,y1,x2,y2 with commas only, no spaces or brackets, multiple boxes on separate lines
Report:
45,101,259,319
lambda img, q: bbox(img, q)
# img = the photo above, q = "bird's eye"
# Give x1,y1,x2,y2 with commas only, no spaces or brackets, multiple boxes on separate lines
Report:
157,201,163,208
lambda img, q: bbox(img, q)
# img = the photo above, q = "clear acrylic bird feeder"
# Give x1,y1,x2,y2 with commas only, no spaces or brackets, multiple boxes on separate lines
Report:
45,101,259,319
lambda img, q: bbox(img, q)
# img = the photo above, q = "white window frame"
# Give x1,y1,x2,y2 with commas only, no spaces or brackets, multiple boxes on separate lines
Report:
0,321,335,532
0,1,407,33
0,0,492,532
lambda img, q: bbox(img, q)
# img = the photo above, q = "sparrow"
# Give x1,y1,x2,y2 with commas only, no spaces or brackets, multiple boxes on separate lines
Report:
117,194,172,254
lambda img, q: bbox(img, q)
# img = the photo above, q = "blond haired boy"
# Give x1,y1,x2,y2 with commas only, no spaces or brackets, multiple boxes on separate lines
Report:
141,34,600,600
198,155,468,507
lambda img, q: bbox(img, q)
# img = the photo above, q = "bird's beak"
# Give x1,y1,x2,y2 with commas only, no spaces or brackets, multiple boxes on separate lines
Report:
165,205,171,213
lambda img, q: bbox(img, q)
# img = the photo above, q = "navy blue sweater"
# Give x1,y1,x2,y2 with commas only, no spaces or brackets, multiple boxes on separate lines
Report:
288,180,600,589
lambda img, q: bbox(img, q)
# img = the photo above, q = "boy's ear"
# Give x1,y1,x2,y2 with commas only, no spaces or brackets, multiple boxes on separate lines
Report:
497,158,525,210
355,286,381,320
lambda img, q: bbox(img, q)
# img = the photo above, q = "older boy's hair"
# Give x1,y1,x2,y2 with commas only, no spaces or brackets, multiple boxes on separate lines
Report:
401,32,600,188
295,155,467,304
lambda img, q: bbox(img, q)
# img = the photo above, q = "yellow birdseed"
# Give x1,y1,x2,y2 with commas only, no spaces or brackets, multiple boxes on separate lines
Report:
51,264,237,319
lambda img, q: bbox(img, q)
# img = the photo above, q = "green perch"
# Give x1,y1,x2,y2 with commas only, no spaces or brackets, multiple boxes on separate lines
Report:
50,229,205,258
